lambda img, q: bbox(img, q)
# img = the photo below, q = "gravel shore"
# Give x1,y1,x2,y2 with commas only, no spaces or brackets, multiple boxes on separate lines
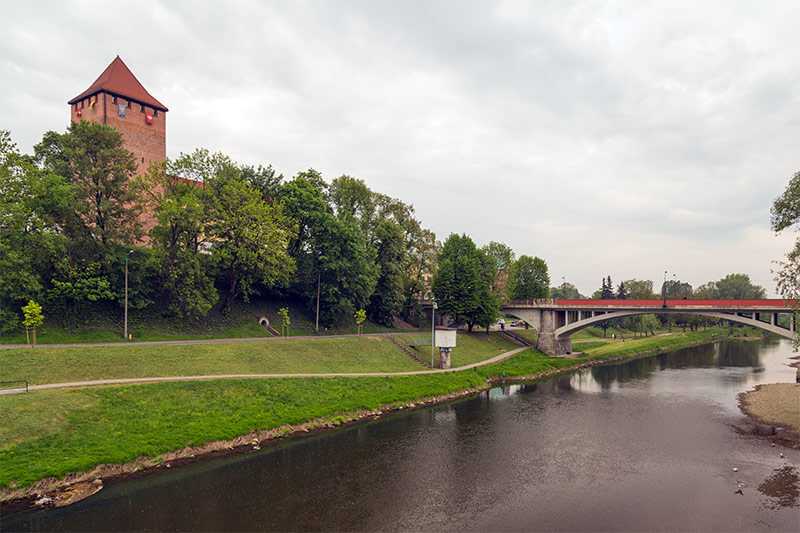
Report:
739,382,800,445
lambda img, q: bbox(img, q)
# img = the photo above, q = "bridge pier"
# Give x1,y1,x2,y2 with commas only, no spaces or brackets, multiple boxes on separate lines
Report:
536,309,573,355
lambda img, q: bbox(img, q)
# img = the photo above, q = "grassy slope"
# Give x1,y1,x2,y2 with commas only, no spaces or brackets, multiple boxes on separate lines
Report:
0,337,425,385
578,328,727,359
1,296,419,345
0,328,727,490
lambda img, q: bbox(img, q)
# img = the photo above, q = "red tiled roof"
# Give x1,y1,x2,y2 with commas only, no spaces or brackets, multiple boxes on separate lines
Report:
68,56,168,111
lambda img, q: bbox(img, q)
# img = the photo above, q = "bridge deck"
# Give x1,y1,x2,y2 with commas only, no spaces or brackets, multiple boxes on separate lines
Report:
507,299,792,310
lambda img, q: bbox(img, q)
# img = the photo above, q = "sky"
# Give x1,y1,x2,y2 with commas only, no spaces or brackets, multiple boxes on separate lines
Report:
2,0,798,297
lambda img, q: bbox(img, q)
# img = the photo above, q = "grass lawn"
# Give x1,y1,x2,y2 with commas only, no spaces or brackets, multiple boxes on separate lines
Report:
0,332,521,386
0,337,424,385
578,327,727,358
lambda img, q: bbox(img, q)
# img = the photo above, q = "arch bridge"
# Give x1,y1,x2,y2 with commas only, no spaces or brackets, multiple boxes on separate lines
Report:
501,299,797,355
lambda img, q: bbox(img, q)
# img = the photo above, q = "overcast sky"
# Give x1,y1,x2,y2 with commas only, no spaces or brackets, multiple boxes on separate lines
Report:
2,0,798,296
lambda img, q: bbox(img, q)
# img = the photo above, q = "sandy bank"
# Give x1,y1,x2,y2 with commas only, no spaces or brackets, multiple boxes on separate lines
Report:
739,382,800,445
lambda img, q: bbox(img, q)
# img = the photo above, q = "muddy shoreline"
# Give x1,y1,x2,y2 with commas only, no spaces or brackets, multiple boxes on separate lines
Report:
0,335,773,513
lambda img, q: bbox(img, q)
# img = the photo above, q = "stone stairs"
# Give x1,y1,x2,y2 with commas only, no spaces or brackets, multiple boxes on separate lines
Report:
387,336,430,368
498,330,531,347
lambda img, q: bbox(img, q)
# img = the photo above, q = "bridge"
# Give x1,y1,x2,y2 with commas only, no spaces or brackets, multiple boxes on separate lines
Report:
501,299,797,355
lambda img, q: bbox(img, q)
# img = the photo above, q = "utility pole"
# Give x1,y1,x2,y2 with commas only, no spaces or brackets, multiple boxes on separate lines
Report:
124,250,133,339
431,299,437,368
315,271,320,333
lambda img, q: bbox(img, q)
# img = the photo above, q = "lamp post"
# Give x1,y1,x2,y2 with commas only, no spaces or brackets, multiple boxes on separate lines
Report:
431,299,438,368
124,250,133,340
562,276,566,298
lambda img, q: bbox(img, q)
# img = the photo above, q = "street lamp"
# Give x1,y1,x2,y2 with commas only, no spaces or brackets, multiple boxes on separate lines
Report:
562,276,566,298
431,299,438,368
663,270,676,308
124,250,133,340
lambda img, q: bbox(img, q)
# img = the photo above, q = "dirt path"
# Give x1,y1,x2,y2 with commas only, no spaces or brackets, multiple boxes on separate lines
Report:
0,347,531,395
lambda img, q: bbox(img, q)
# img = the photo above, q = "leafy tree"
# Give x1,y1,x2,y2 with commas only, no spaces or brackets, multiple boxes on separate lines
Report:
22,300,44,346
550,283,579,299
278,169,330,259
278,307,290,337
624,279,655,299
549,282,583,299
48,261,116,314
712,274,765,299
481,241,515,301
0,131,71,331
35,121,141,245
142,156,217,318
204,168,297,309
507,256,550,300
308,215,377,326
367,220,405,326
329,175,375,235
432,234,499,332
481,241,515,271
771,172,800,349
241,163,283,200
355,308,366,335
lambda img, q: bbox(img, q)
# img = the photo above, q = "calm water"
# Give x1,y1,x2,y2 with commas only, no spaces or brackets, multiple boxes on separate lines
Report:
5,339,799,531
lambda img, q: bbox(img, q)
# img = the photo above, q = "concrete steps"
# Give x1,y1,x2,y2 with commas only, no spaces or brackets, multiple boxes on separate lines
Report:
387,336,430,368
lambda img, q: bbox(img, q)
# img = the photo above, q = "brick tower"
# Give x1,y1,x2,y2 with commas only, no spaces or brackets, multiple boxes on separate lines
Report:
68,56,168,175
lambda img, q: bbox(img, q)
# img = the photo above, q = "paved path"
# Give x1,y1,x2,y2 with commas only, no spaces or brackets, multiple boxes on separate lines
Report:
0,347,530,395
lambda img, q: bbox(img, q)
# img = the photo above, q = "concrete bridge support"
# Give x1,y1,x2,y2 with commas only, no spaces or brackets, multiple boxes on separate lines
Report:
536,307,573,355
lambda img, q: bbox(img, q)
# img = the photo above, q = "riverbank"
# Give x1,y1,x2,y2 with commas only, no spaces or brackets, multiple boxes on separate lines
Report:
0,330,737,512
738,355,800,447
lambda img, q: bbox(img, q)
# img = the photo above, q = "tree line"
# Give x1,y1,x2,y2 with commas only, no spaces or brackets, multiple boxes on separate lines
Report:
0,123,552,333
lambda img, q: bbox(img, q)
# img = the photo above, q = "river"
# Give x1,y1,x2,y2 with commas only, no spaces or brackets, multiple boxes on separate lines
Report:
4,339,799,531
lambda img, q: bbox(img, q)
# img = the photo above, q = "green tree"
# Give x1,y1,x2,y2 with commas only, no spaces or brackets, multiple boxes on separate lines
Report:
771,170,800,349
599,276,614,299
481,241,515,301
507,256,550,300
35,121,141,245
310,215,377,326
624,279,655,299
432,234,498,332
22,300,44,346
204,168,297,309
0,130,72,332
240,163,283,200
711,274,765,299
367,220,405,326
616,281,628,299
329,175,375,235
355,308,366,336
549,282,583,299
143,157,217,318
278,307,290,337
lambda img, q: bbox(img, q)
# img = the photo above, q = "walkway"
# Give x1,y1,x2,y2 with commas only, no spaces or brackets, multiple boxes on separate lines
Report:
0,347,530,395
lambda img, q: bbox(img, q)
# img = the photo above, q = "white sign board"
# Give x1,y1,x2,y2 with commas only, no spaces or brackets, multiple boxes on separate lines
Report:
434,327,457,348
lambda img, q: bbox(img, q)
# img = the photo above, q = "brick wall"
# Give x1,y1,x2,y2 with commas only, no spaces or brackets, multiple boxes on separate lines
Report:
70,92,167,240
70,92,166,174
